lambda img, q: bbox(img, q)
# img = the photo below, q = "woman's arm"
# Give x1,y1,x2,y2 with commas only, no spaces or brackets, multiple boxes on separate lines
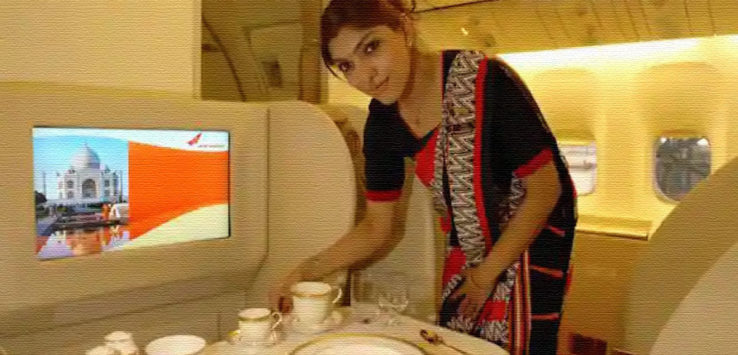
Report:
473,161,561,286
269,199,398,310
450,161,561,317
303,200,397,279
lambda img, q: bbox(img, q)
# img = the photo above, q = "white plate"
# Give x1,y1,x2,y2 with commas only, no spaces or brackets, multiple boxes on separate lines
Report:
290,333,427,355
145,334,206,355
287,309,345,335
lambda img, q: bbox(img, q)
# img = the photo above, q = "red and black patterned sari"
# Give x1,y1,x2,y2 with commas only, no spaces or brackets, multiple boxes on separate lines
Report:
362,50,577,354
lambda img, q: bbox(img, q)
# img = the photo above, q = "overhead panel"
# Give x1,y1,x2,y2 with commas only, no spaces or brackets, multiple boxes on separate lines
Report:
416,6,489,50
603,0,640,42
640,0,692,40
554,0,611,47
684,0,716,37
530,0,569,49
709,0,738,35
414,0,736,52
587,0,632,44
483,0,556,52
623,0,657,41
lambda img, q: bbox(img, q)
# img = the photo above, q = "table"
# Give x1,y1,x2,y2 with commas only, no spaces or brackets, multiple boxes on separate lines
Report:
203,308,508,354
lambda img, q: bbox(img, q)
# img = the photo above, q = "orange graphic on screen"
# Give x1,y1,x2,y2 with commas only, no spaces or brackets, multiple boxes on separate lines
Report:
127,142,229,239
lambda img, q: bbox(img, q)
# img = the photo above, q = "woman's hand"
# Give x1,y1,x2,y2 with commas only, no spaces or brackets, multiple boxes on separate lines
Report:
268,267,304,313
448,268,494,320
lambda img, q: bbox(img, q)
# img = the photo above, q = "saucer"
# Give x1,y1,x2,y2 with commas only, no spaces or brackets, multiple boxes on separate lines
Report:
229,330,280,346
287,310,345,335
233,330,280,354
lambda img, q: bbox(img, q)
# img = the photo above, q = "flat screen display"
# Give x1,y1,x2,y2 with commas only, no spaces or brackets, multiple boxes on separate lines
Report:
33,127,230,260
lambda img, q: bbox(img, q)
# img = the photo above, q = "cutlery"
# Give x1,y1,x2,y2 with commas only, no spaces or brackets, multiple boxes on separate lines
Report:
420,329,470,355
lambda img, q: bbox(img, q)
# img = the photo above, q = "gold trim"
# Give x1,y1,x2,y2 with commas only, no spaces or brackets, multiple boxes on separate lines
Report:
289,332,429,354
238,313,271,322
291,290,331,299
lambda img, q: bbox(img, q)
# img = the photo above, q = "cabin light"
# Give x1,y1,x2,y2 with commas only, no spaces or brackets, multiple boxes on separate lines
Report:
460,27,469,36
698,138,709,147
499,36,706,66
660,137,668,144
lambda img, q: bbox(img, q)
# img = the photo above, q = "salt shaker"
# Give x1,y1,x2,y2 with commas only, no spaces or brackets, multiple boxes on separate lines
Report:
104,331,139,355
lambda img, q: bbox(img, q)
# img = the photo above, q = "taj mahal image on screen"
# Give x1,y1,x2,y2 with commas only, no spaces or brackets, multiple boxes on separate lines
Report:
53,143,123,204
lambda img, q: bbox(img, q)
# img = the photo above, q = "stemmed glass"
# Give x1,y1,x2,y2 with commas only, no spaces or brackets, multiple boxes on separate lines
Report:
376,271,409,326
350,270,381,323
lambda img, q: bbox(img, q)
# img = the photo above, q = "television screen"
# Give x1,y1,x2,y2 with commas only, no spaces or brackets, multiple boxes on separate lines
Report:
33,127,230,260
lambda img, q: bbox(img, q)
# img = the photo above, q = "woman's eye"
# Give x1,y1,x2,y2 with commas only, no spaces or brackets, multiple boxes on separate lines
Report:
365,40,380,54
337,62,353,73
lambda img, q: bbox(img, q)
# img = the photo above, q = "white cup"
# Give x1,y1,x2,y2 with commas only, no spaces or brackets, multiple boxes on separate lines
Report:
238,308,282,344
290,281,343,325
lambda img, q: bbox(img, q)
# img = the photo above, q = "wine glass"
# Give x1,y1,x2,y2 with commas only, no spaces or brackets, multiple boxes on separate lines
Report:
350,269,381,323
377,271,409,326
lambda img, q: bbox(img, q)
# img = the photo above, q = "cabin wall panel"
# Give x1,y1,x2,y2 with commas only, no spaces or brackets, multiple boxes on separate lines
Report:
557,229,648,355
0,291,246,354
0,0,198,95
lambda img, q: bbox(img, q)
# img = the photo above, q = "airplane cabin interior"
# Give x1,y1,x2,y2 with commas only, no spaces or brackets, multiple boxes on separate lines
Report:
1,0,738,354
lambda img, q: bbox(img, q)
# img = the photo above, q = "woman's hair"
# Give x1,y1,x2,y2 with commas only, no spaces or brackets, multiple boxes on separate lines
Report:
320,0,416,70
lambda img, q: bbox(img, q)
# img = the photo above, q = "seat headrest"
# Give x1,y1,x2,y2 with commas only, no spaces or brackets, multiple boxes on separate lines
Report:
624,156,738,354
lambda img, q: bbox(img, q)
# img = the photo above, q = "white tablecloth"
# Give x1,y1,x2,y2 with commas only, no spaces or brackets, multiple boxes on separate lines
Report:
203,308,507,354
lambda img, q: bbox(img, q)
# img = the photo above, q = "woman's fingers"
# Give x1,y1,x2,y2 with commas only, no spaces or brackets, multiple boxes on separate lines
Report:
464,300,478,319
269,283,288,312
278,295,292,313
457,295,469,314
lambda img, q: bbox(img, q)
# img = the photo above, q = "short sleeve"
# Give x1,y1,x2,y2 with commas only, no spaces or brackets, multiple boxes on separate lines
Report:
489,59,556,178
362,102,406,201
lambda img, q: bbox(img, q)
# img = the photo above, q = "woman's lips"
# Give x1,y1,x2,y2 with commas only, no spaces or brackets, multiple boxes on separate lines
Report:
372,78,389,95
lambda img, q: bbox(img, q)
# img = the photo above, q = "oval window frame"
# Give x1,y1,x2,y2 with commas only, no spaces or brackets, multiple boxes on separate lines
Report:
653,136,711,203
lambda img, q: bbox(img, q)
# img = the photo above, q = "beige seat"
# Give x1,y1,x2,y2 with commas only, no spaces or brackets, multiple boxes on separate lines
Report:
622,156,738,354
245,101,356,306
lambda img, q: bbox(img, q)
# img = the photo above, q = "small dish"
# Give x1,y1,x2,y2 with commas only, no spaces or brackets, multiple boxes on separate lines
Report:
145,334,206,355
287,309,345,335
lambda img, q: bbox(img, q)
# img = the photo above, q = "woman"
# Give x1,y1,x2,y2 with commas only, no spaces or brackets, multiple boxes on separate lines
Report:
270,0,577,353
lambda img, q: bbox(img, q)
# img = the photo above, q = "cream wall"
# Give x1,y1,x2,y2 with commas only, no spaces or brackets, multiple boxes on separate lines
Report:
328,35,738,233
503,35,738,233
0,0,200,96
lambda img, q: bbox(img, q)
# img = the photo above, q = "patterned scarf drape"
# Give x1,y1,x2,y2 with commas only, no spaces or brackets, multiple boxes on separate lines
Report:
433,51,531,353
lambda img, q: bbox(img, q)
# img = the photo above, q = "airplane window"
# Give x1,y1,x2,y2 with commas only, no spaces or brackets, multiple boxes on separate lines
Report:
559,142,597,196
654,137,711,202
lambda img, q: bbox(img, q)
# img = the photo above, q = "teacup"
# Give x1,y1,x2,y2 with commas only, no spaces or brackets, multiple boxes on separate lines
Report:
238,307,282,344
290,281,343,325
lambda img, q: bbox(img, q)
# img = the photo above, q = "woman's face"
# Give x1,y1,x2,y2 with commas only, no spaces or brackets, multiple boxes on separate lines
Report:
328,25,412,105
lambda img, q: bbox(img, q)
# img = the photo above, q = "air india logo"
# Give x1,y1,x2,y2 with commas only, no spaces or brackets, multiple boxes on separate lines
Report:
187,132,202,146
187,132,226,149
